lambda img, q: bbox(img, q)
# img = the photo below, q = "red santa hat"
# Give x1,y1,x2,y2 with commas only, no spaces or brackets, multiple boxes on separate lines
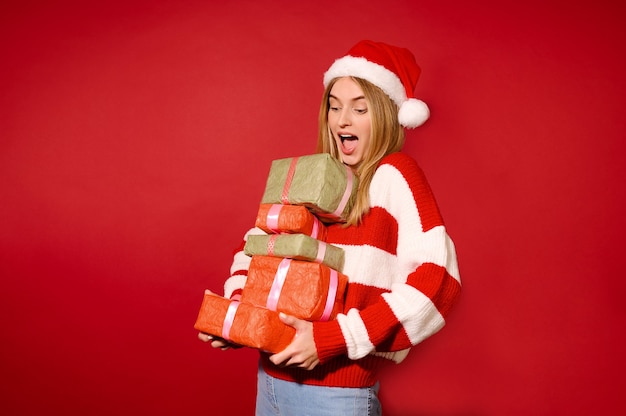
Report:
323,40,430,128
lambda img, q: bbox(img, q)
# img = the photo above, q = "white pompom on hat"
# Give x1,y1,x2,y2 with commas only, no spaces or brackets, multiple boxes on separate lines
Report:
323,40,430,129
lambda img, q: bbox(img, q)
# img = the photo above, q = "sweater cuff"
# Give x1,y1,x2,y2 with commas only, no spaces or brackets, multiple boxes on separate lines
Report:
223,274,247,299
313,320,348,364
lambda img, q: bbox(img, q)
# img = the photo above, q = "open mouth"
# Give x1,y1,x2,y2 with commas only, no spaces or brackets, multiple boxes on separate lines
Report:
340,134,358,143
339,134,358,156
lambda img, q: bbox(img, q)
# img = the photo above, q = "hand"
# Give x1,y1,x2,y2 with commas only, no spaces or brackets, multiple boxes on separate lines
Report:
197,332,242,350
197,289,242,350
269,313,319,370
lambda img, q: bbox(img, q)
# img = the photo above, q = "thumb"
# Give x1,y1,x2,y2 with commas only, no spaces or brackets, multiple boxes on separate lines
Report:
279,312,298,327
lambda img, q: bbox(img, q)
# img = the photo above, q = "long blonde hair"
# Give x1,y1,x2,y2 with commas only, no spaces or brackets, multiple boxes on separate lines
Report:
316,77,406,226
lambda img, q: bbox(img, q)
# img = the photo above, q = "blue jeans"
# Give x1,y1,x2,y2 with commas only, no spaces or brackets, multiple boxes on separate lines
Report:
255,364,382,416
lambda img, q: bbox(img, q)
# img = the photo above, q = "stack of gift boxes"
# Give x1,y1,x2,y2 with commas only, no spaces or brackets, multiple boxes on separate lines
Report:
194,154,358,353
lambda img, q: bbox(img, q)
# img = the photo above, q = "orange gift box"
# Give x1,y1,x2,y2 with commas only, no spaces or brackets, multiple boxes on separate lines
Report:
241,255,348,322
194,291,295,353
255,203,328,240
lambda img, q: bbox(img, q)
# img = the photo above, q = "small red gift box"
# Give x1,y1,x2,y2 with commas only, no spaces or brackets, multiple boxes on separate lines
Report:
194,291,295,353
255,203,328,240
241,255,348,322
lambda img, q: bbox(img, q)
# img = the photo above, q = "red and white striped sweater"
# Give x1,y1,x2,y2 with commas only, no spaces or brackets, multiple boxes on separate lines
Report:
223,152,461,388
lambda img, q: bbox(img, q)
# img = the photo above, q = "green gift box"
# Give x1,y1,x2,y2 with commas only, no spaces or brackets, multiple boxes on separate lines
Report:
244,233,345,272
260,154,358,223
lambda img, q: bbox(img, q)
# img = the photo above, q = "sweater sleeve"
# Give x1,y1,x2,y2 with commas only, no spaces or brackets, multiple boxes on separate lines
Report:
313,153,461,363
223,227,267,299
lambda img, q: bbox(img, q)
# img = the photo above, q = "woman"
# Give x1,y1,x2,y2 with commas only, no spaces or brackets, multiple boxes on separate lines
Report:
203,40,461,415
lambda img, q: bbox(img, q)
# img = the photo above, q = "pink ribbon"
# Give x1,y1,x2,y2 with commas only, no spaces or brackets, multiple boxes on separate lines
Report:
280,157,299,204
266,204,283,233
221,300,240,340
266,258,291,311
315,242,327,264
332,166,354,218
267,234,278,256
310,216,320,239
320,270,339,321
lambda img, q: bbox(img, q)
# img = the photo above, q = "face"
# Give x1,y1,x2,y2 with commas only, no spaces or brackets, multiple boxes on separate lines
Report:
327,77,372,167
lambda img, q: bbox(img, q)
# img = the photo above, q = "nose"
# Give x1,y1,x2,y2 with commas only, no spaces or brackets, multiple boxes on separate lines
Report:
338,109,351,127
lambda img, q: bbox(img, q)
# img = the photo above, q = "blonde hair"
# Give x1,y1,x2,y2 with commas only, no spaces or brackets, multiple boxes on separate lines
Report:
316,77,405,226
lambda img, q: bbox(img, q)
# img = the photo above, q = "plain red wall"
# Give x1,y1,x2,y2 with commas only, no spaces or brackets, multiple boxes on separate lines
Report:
1,1,625,414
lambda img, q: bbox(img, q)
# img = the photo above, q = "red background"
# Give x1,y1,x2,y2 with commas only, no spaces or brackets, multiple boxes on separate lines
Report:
1,1,625,414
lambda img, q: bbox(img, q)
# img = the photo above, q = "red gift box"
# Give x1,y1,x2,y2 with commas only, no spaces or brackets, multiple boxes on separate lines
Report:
255,203,328,240
194,291,295,353
241,255,348,322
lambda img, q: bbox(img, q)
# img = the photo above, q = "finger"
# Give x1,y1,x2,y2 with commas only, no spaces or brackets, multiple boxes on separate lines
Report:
278,312,291,324
279,353,308,368
279,312,300,328
269,352,284,366
269,349,291,366
211,339,228,349
198,332,213,342
302,359,319,371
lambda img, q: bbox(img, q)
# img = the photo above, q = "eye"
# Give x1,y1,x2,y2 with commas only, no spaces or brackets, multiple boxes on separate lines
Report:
353,108,367,115
329,106,340,112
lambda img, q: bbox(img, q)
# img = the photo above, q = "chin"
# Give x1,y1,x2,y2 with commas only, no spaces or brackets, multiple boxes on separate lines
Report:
340,156,359,167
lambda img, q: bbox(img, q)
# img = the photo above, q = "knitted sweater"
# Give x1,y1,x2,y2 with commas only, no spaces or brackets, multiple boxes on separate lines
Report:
223,152,461,388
